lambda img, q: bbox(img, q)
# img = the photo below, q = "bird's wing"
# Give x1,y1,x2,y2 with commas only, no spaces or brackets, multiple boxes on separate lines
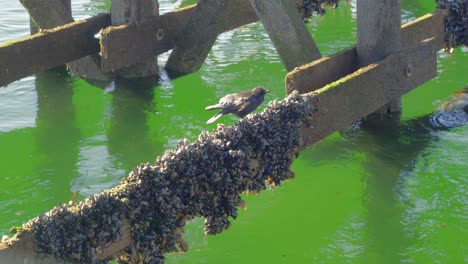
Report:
219,94,249,110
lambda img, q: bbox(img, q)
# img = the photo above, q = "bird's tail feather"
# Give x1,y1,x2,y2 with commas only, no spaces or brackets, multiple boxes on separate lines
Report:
205,104,223,111
207,111,224,124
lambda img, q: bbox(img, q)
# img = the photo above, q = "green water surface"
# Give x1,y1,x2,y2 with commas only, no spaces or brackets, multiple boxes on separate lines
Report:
0,0,467,263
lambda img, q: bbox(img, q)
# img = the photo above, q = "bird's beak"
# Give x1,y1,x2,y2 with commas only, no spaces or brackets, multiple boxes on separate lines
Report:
265,89,270,93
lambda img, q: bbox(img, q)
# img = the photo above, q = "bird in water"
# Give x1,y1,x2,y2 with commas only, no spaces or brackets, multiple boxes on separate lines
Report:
205,86,270,124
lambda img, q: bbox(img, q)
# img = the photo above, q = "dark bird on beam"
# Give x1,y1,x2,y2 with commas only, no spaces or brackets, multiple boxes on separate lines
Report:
205,86,270,124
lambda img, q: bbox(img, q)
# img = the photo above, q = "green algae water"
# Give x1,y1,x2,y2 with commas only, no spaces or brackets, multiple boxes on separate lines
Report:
1,0,467,263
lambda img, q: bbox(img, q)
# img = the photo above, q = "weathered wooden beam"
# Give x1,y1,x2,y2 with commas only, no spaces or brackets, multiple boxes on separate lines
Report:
164,0,234,75
101,0,258,72
285,10,447,94
248,0,321,71
109,0,159,78
300,39,437,146
20,0,112,80
285,47,358,94
357,0,402,113
401,10,447,50
0,14,110,87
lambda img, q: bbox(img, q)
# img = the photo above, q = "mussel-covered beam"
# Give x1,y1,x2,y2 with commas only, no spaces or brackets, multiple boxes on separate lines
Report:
248,0,321,71
101,0,257,72
300,39,437,146
0,91,314,263
0,39,437,263
285,9,447,95
0,14,110,88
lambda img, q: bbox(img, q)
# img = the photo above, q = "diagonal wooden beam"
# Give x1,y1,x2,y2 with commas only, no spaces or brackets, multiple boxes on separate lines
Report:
248,0,321,71
0,14,110,87
285,10,447,95
101,1,258,72
164,0,236,75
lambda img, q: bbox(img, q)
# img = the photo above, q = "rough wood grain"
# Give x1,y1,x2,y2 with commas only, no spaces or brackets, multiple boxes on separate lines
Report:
300,39,437,146
0,14,110,87
248,0,321,71
285,11,447,95
19,0,73,29
109,0,159,78
101,0,258,72
165,0,234,75
19,0,112,80
285,47,358,94
357,0,402,113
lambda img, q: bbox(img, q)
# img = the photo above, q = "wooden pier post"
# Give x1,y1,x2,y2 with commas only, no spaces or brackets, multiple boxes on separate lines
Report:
248,0,321,71
20,0,112,80
357,0,402,113
110,0,159,78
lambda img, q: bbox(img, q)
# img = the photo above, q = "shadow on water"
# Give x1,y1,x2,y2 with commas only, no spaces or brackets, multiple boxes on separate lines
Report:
106,77,163,171
34,67,81,203
341,88,467,263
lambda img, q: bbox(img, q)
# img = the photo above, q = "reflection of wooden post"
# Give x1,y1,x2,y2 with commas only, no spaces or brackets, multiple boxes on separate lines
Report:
20,0,111,80
248,0,321,71
110,0,159,78
357,0,402,113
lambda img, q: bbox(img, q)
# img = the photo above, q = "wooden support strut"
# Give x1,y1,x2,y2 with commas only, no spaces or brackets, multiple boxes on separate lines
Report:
101,0,258,73
19,0,112,80
248,0,321,71
164,0,232,76
0,14,110,88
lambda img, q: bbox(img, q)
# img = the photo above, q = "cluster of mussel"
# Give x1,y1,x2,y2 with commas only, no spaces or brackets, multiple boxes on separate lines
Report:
14,91,314,263
437,0,468,50
295,0,340,19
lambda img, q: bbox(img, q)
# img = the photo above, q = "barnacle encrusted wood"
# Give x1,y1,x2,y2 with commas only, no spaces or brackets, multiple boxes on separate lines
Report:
0,91,314,264
295,0,340,19
437,0,468,49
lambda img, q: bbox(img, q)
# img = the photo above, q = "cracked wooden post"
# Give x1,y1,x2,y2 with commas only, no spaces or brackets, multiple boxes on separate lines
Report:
164,0,231,76
248,0,321,72
110,0,159,78
20,0,112,80
357,0,402,113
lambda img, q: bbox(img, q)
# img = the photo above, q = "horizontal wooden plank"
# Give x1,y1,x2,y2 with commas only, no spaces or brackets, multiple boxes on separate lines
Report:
401,9,447,50
101,0,257,72
0,14,110,87
300,39,437,147
286,9,447,95
285,47,357,94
